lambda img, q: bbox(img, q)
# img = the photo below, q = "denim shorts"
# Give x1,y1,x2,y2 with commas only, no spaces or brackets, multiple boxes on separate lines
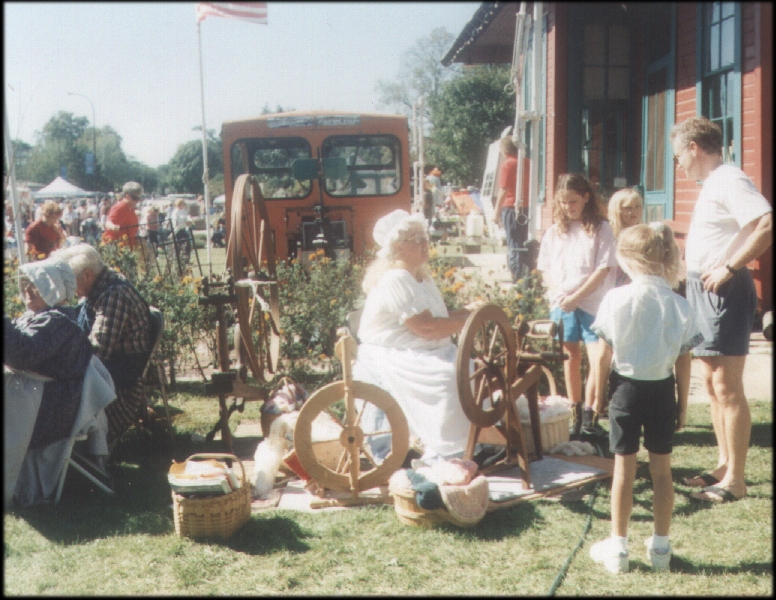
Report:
686,268,757,356
608,370,676,455
550,307,599,344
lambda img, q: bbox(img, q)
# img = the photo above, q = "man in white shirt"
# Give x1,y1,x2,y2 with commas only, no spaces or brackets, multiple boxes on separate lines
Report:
671,116,772,503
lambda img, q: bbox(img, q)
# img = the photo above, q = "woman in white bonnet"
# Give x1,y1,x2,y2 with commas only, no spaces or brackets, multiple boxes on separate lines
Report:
4,258,94,450
352,209,473,463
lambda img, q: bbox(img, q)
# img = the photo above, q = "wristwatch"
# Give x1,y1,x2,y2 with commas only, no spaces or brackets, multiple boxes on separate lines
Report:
725,263,739,274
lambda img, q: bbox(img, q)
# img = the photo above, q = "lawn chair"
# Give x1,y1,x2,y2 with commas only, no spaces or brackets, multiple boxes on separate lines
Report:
50,357,117,504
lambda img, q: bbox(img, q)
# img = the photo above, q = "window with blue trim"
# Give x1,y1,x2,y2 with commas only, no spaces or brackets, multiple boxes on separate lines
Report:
700,2,739,165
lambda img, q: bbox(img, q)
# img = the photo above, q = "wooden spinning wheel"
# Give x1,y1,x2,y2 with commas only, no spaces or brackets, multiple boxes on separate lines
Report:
227,174,281,381
456,304,516,428
293,332,409,496
456,305,569,487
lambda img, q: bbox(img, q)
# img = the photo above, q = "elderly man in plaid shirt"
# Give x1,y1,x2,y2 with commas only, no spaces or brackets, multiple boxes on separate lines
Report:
52,243,151,448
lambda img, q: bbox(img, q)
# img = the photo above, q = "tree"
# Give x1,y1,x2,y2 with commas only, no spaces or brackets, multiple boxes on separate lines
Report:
162,130,223,194
375,27,462,122
426,65,515,187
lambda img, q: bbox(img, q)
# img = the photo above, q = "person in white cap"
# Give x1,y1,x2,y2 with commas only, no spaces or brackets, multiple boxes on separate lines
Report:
352,209,473,463
4,258,95,451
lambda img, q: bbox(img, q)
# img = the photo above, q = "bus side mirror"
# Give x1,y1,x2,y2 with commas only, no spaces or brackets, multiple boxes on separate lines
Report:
292,158,320,181
322,157,347,180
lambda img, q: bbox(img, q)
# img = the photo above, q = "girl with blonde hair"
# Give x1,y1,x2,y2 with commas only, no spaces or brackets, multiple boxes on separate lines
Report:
608,188,644,240
588,223,703,573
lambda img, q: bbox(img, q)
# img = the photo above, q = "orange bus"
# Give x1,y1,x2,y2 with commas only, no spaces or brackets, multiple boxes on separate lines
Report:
221,111,411,261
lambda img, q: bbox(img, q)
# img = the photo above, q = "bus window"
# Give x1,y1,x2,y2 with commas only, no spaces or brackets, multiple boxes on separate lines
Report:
322,135,401,197
235,136,313,199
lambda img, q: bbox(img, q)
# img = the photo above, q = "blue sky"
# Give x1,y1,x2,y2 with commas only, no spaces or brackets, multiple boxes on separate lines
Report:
5,2,479,169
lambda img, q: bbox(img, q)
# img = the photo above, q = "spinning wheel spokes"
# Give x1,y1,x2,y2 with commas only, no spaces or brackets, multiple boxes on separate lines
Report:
293,381,409,493
457,304,516,427
227,174,281,380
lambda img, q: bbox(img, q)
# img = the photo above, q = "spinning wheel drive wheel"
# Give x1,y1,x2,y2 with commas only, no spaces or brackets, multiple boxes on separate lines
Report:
456,304,516,428
227,174,281,381
293,381,409,493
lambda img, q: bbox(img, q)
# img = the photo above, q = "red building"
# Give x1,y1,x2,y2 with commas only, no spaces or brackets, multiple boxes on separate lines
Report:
444,2,772,315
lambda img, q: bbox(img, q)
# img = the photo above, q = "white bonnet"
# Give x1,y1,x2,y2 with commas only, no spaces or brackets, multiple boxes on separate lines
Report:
372,209,427,259
19,258,78,307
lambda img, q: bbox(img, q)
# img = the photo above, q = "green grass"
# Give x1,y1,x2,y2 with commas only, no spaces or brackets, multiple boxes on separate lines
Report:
4,395,772,596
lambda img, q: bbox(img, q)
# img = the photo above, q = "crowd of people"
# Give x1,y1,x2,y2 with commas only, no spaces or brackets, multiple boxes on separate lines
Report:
3,117,773,575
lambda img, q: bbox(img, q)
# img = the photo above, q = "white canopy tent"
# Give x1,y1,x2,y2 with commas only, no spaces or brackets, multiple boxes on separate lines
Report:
32,177,96,200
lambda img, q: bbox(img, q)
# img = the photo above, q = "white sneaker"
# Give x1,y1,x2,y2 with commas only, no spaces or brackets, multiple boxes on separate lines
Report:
644,537,672,572
590,538,629,574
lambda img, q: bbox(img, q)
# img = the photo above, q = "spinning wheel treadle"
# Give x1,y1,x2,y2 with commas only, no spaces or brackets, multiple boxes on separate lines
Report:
227,174,281,381
456,304,516,428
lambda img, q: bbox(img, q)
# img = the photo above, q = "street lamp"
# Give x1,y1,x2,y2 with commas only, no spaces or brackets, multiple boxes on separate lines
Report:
67,92,97,190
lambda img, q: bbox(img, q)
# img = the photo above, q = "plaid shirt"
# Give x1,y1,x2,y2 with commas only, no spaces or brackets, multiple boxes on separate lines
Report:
84,268,150,360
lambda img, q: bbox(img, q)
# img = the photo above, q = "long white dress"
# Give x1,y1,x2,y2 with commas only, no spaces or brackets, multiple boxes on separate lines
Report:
352,269,470,460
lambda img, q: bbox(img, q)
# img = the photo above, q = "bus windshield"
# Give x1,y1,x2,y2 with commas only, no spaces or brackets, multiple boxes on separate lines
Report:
234,136,313,199
322,135,401,197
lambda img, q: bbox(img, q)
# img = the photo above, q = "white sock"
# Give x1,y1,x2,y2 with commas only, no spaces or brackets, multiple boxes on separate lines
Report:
651,534,670,551
611,535,628,552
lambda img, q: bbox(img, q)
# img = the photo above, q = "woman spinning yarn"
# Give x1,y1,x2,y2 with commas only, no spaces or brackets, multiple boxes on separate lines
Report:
352,209,473,463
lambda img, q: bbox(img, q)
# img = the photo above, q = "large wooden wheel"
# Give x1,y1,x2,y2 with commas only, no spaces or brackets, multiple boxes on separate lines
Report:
226,174,281,381
293,380,409,493
456,304,516,428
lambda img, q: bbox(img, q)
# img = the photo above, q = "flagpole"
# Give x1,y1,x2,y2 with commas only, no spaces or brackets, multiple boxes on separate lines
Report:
4,99,27,265
197,20,213,277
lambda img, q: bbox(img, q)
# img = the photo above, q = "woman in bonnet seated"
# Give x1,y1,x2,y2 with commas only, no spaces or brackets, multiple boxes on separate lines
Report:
4,258,94,450
352,209,473,464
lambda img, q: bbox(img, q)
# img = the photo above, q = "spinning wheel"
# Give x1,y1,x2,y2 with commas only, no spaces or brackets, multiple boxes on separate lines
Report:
227,174,281,381
456,304,516,428
294,332,409,496
456,305,569,487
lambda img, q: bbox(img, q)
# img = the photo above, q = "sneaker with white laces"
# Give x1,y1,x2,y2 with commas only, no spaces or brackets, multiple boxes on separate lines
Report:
590,538,629,574
644,537,672,572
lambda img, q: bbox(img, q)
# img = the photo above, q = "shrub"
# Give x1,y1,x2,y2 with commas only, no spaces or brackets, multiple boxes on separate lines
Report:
276,250,365,382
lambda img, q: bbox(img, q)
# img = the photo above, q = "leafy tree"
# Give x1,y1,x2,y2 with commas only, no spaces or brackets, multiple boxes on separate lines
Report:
375,27,462,122
427,65,515,187
8,139,34,183
162,131,223,194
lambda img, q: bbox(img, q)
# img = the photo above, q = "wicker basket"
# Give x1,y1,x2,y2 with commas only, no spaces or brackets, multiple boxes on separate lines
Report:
391,487,455,528
522,411,570,456
171,453,251,540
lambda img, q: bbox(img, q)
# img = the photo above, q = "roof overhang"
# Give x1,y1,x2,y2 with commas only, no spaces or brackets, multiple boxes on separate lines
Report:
441,1,521,66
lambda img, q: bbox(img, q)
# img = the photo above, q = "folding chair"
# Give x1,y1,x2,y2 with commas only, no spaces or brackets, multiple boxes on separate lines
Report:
138,306,175,449
54,356,117,503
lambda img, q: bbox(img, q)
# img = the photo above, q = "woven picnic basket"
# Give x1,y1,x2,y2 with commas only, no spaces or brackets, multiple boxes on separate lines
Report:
389,475,489,529
171,453,251,540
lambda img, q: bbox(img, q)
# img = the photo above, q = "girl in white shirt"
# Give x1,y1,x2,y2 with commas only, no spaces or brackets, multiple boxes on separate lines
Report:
588,223,703,574
537,174,617,437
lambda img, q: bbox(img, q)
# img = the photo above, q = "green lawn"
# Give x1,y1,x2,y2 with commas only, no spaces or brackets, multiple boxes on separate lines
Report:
4,394,772,596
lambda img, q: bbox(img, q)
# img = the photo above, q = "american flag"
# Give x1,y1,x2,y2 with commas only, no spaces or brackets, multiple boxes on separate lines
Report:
196,2,267,25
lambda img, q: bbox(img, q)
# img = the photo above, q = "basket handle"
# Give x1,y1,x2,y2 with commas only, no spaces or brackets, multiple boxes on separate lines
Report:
183,453,247,486
540,365,558,397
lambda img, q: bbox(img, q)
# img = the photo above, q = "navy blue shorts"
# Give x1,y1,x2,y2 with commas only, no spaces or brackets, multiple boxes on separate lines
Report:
608,370,676,455
686,268,757,357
